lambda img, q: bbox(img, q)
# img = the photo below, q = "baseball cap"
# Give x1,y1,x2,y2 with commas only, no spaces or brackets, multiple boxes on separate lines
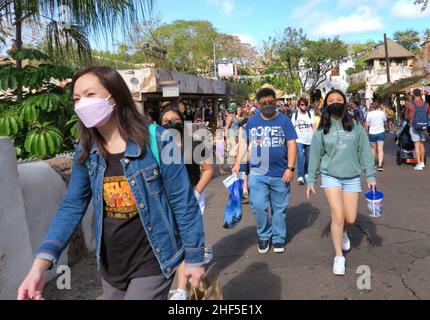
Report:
228,103,237,113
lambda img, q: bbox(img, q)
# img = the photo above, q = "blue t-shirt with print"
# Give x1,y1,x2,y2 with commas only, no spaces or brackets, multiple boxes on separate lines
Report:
244,112,298,177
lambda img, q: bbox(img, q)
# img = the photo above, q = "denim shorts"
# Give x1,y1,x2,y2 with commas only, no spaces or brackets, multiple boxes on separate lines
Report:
321,174,362,193
410,127,428,143
368,132,385,143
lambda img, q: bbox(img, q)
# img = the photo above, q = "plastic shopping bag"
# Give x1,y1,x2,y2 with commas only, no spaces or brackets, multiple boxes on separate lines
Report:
222,172,245,229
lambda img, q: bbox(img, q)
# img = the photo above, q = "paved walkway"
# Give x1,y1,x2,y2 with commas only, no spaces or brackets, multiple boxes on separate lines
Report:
44,136,430,300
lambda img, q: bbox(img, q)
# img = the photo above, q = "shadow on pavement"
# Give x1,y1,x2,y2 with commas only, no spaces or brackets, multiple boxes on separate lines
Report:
354,213,383,247
207,226,257,279
221,262,282,300
285,202,321,245
320,213,383,249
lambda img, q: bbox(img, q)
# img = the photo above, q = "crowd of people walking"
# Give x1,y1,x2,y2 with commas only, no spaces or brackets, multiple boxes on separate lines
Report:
16,66,429,300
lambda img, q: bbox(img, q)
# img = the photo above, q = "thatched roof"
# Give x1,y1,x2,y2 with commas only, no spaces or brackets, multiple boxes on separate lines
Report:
365,38,415,62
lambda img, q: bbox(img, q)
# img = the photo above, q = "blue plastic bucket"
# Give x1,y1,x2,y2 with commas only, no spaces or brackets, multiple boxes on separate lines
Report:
365,188,384,218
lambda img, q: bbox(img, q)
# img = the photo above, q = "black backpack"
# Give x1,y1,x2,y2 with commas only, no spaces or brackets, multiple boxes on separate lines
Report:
294,110,312,122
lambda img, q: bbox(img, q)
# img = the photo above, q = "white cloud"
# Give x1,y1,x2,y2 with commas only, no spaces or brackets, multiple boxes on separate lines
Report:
235,34,258,47
312,5,384,37
222,0,235,15
288,0,328,32
391,0,430,18
337,0,388,9
207,0,236,16
290,0,327,21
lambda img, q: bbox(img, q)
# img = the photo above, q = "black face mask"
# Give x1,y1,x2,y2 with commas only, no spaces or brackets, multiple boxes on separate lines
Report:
162,121,184,135
328,103,345,117
261,104,277,117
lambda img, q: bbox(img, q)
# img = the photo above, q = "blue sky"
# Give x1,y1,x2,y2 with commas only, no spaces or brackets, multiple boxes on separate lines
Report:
151,0,430,48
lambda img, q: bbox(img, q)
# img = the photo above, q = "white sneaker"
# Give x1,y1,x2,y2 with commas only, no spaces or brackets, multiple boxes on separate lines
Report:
297,177,305,185
305,174,309,182
342,232,351,252
333,256,346,276
169,289,188,300
420,162,425,169
414,164,424,171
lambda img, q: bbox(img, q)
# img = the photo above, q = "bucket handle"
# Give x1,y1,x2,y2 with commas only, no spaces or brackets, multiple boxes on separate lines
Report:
368,187,379,196
368,187,383,201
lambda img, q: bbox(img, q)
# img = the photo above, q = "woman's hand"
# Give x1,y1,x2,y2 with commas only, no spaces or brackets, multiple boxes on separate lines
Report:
231,164,240,175
368,181,377,193
17,259,50,300
306,187,316,200
184,265,205,288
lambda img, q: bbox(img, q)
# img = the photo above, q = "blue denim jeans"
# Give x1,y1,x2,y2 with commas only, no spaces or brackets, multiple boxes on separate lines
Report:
248,174,290,245
297,143,311,179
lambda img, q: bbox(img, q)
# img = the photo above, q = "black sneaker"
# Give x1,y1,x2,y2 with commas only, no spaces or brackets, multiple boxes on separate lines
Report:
378,166,384,172
273,243,285,253
258,240,270,254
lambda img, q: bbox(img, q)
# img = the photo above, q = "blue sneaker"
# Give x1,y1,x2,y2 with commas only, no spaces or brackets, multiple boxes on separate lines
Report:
258,240,270,254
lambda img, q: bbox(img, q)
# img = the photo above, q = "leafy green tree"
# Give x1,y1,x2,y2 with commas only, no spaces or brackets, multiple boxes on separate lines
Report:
393,29,421,51
260,27,306,94
346,40,376,75
301,37,349,93
415,0,429,10
263,27,306,78
0,48,74,158
0,0,153,99
262,27,348,94
128,20,258,76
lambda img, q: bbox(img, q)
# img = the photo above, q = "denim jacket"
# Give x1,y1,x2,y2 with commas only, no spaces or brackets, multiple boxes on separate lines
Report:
36,125,205,279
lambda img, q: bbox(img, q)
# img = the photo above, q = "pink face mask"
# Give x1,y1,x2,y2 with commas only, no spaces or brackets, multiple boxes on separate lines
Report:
74,95,115,128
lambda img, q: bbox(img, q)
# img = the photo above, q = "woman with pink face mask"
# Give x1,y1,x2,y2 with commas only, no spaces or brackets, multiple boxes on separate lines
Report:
17,66,206,300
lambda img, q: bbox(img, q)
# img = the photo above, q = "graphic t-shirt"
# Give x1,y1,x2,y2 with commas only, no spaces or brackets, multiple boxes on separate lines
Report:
366,110,387,135
100,152,161,291
291,110,316,145
244,112,298,177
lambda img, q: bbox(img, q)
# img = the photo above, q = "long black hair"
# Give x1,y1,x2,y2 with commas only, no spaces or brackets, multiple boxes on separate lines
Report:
318,89,355,135
71,66,150,163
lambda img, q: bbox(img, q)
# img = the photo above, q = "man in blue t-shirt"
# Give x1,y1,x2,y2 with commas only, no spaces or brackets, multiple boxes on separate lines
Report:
350,100,365,123
233,88,297,254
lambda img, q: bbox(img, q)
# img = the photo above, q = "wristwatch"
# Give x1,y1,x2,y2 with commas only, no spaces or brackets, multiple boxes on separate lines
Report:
287,166,295,172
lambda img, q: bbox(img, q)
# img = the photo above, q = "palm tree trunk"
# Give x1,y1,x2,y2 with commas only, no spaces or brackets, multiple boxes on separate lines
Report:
14,0,23,101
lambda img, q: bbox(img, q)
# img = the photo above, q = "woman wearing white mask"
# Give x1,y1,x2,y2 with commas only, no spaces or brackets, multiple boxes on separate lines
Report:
17,66,206,300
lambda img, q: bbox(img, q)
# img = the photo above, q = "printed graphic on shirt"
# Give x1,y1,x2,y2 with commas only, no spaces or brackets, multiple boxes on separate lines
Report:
103,176,138,219
292,112,315,145
325,129,356,150
295,120,313,131
249,126,286,148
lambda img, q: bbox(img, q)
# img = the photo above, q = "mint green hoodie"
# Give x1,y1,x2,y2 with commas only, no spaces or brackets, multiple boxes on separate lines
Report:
307,119,376,188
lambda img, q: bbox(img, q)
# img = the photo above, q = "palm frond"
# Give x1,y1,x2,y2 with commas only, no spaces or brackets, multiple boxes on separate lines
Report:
39,0,154,45
46,19,91,64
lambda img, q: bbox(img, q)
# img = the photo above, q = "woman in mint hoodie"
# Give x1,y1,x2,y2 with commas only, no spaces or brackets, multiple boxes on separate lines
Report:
306,89,377,276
